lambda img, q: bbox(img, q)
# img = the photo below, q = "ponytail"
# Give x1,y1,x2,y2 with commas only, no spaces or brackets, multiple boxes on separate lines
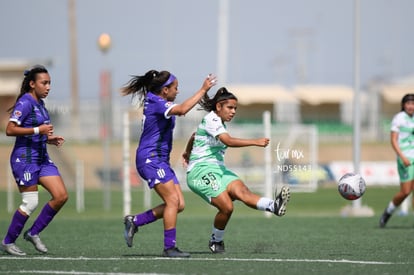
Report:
198,87,237,112
7,65,48,113
121,70,172,106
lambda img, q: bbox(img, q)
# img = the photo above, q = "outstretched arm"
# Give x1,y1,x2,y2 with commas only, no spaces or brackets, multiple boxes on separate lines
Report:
218,132,269,148
169,75,217,116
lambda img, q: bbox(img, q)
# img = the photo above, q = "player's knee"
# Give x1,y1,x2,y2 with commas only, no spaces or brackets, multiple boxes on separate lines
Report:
53,192,69,207
19,191,39,216
166,194,181,209
60,192,69,204
178,201,185,213
220,205,233,216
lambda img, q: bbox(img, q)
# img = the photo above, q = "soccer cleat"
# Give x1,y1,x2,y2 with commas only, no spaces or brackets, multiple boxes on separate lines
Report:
209,240,225,253
379,210,392,228
1,241,26,256
162,247,190,258
24,230,48,253
124,215,138,247
274,185,290,216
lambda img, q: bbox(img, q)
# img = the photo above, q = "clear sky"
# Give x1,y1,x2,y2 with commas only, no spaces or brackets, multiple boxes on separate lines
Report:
1,0,414,103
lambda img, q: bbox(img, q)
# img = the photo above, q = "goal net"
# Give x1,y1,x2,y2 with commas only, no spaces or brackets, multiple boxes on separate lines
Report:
270,123,319,193
223,114,319,195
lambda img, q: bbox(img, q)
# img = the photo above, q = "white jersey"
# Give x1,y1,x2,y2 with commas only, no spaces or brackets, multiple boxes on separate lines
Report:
391,111,414,159
187,111,227,171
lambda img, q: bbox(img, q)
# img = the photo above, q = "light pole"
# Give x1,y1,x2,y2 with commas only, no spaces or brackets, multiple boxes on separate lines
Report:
347,0,373,217
98,33,112,211
217,0,229,85
68,0,80,140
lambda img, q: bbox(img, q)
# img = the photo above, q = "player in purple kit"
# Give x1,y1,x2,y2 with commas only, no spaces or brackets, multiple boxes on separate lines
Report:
121,69,216,257
1,65,68,256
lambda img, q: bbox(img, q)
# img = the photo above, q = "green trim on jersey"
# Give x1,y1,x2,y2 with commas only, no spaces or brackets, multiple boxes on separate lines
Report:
392,111,414,159
188,111,228,171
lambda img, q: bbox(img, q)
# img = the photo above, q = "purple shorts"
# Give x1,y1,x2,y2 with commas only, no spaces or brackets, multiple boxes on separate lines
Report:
11,160,60,187
137,160,179,189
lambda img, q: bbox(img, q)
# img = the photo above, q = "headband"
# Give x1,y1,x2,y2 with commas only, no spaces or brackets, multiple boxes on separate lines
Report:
161,74,176,88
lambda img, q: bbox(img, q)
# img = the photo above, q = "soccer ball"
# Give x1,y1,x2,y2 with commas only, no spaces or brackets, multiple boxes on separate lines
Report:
338,172,366,200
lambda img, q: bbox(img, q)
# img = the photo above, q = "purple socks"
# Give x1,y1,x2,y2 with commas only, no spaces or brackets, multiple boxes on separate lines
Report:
133,210,157,227
164,228,176,250
29,203,57,236
3,203,57,244
132,210,176,250
3,210,28,244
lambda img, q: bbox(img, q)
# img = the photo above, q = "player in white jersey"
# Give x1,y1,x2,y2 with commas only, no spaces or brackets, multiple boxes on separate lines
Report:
183,87,290,253
380,93,414,227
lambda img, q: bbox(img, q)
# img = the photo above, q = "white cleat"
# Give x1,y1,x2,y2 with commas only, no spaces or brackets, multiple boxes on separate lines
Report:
24,230,48,253
1,241,26,256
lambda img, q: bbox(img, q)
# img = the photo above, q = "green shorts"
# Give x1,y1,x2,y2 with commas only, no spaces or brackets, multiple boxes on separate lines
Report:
397,157,414,182
186,164,240,203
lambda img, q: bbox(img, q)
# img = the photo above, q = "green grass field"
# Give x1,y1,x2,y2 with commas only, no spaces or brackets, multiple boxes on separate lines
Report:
1,185,414,274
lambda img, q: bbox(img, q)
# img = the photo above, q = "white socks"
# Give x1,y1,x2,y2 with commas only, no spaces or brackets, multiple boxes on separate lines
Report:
211,227,225,242
257,197,274,212
386,201,396,214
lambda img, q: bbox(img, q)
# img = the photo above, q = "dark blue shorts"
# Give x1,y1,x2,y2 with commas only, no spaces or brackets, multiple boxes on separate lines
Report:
137,159,179,189
11,160,60,187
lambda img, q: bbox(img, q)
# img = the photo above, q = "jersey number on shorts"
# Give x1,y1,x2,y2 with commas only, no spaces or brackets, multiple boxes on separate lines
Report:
202,172,219,191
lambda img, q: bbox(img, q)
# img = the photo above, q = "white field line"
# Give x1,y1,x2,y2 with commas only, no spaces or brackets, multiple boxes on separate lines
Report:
2,272,166,275
0,256,408,265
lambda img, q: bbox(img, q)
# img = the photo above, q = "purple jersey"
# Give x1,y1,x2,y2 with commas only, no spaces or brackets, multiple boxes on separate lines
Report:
136,92,176,167
9,93,51,164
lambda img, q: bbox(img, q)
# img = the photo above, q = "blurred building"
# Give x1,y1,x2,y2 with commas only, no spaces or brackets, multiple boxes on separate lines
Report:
368,77,414,141
0,60,55,134
1,58,414,143
0,61,31,131
293,85,355,124
227,85,299,124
